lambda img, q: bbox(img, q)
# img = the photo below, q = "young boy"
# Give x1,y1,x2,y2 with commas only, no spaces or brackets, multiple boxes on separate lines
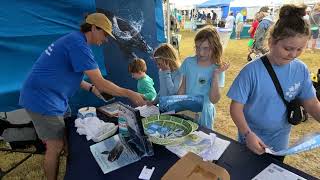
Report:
128,58,157,101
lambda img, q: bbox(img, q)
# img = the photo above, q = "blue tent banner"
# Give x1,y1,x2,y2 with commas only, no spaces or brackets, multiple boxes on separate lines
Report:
197,0,231,8
0,0,164,113
197,0,231,19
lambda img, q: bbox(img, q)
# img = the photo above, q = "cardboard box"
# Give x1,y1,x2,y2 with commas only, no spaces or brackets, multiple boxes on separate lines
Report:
162,152,230,180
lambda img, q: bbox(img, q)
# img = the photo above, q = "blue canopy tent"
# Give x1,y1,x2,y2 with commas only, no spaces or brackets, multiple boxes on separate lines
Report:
196,0,231,19
197,0,231,8
0,0,165,113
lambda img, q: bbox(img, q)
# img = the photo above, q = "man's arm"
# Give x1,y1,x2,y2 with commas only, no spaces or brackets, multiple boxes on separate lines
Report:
80,80,92,91
84,68,145,106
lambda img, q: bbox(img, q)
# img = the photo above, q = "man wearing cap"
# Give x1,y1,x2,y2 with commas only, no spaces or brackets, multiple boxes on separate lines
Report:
19,13,145,180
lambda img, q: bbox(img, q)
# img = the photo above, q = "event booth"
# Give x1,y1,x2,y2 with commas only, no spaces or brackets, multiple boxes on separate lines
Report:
1,1,319,179
229,0,282,39
197,0,231,19
0,0,165,113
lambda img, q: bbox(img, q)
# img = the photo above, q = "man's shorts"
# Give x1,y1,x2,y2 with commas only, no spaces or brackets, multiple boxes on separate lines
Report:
26,110,65,140
236,22,244,33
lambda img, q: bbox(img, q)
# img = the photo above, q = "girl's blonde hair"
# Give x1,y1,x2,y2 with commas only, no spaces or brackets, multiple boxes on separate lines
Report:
194,26,223,65
153,43,180,71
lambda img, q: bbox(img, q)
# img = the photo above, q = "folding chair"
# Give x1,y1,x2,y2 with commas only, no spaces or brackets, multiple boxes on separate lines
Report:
0,109,45,179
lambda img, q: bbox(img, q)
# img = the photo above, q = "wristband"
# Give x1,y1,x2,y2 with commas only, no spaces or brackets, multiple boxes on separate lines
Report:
89,84,94,92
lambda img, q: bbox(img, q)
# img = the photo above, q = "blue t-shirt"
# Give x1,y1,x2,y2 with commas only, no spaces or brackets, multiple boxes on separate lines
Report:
179,56,225,129
19,31,98,116
227,57,316,151
158,70,182,97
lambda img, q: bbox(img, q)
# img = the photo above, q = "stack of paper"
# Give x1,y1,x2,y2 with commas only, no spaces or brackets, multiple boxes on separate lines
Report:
166,131,230,161
135,105,160,117
252,163,306,180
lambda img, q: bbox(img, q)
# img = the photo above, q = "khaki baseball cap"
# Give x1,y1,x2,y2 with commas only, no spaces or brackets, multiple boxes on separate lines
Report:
85,13,115,39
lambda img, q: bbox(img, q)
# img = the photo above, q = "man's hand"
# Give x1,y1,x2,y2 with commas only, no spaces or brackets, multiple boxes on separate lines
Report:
128,91,146,106
92,85,102,98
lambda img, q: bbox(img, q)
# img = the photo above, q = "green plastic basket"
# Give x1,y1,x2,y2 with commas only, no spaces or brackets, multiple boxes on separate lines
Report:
142,115,199,145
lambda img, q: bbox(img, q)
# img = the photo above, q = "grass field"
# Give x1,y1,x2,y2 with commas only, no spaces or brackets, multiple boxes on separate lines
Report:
0,30,319,179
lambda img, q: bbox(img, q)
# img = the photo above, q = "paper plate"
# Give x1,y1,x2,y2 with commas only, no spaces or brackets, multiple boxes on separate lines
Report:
142,115,198,145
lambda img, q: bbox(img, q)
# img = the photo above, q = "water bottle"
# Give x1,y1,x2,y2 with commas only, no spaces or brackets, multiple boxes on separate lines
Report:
118,114,129,137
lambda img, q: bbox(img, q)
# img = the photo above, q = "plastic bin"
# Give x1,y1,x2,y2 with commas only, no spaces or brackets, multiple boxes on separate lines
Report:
217,28,233,50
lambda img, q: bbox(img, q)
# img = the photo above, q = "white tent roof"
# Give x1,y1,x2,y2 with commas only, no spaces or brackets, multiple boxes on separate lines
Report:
170,0,207,10
230,0,282,7
283,0,317,4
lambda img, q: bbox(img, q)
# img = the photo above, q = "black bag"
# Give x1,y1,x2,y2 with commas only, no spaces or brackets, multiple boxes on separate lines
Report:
261,56,305,125
286,99,304,125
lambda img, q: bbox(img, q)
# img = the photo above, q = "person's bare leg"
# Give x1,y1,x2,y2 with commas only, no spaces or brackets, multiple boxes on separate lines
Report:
311,38,317,50
43,139,64,180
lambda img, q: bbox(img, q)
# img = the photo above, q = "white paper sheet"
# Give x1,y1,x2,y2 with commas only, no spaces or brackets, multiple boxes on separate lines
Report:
135,105,160,117
252,163,306,180
166,131,230,161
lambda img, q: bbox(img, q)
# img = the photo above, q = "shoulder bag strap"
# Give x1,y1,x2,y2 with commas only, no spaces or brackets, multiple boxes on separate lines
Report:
261,55,289,106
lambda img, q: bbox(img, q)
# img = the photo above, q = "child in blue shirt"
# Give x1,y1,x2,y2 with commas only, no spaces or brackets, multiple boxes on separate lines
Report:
153,43,182,98
227,5,320,160
178,26,230,129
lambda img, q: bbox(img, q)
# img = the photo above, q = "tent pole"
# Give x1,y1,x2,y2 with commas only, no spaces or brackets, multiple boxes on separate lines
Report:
167,0,171,43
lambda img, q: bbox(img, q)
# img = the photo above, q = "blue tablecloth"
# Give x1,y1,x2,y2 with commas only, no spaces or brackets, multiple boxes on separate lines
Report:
64,117,316,180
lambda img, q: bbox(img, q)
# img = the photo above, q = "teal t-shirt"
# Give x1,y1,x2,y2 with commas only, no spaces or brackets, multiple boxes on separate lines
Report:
137,74,157,101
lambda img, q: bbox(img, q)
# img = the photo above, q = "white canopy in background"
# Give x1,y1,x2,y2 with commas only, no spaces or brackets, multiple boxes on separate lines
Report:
230,0,282,7
169,0,207,10
283,0,318,4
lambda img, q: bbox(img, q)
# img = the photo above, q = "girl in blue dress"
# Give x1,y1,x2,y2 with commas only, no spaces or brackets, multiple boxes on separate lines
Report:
178,26,230,129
